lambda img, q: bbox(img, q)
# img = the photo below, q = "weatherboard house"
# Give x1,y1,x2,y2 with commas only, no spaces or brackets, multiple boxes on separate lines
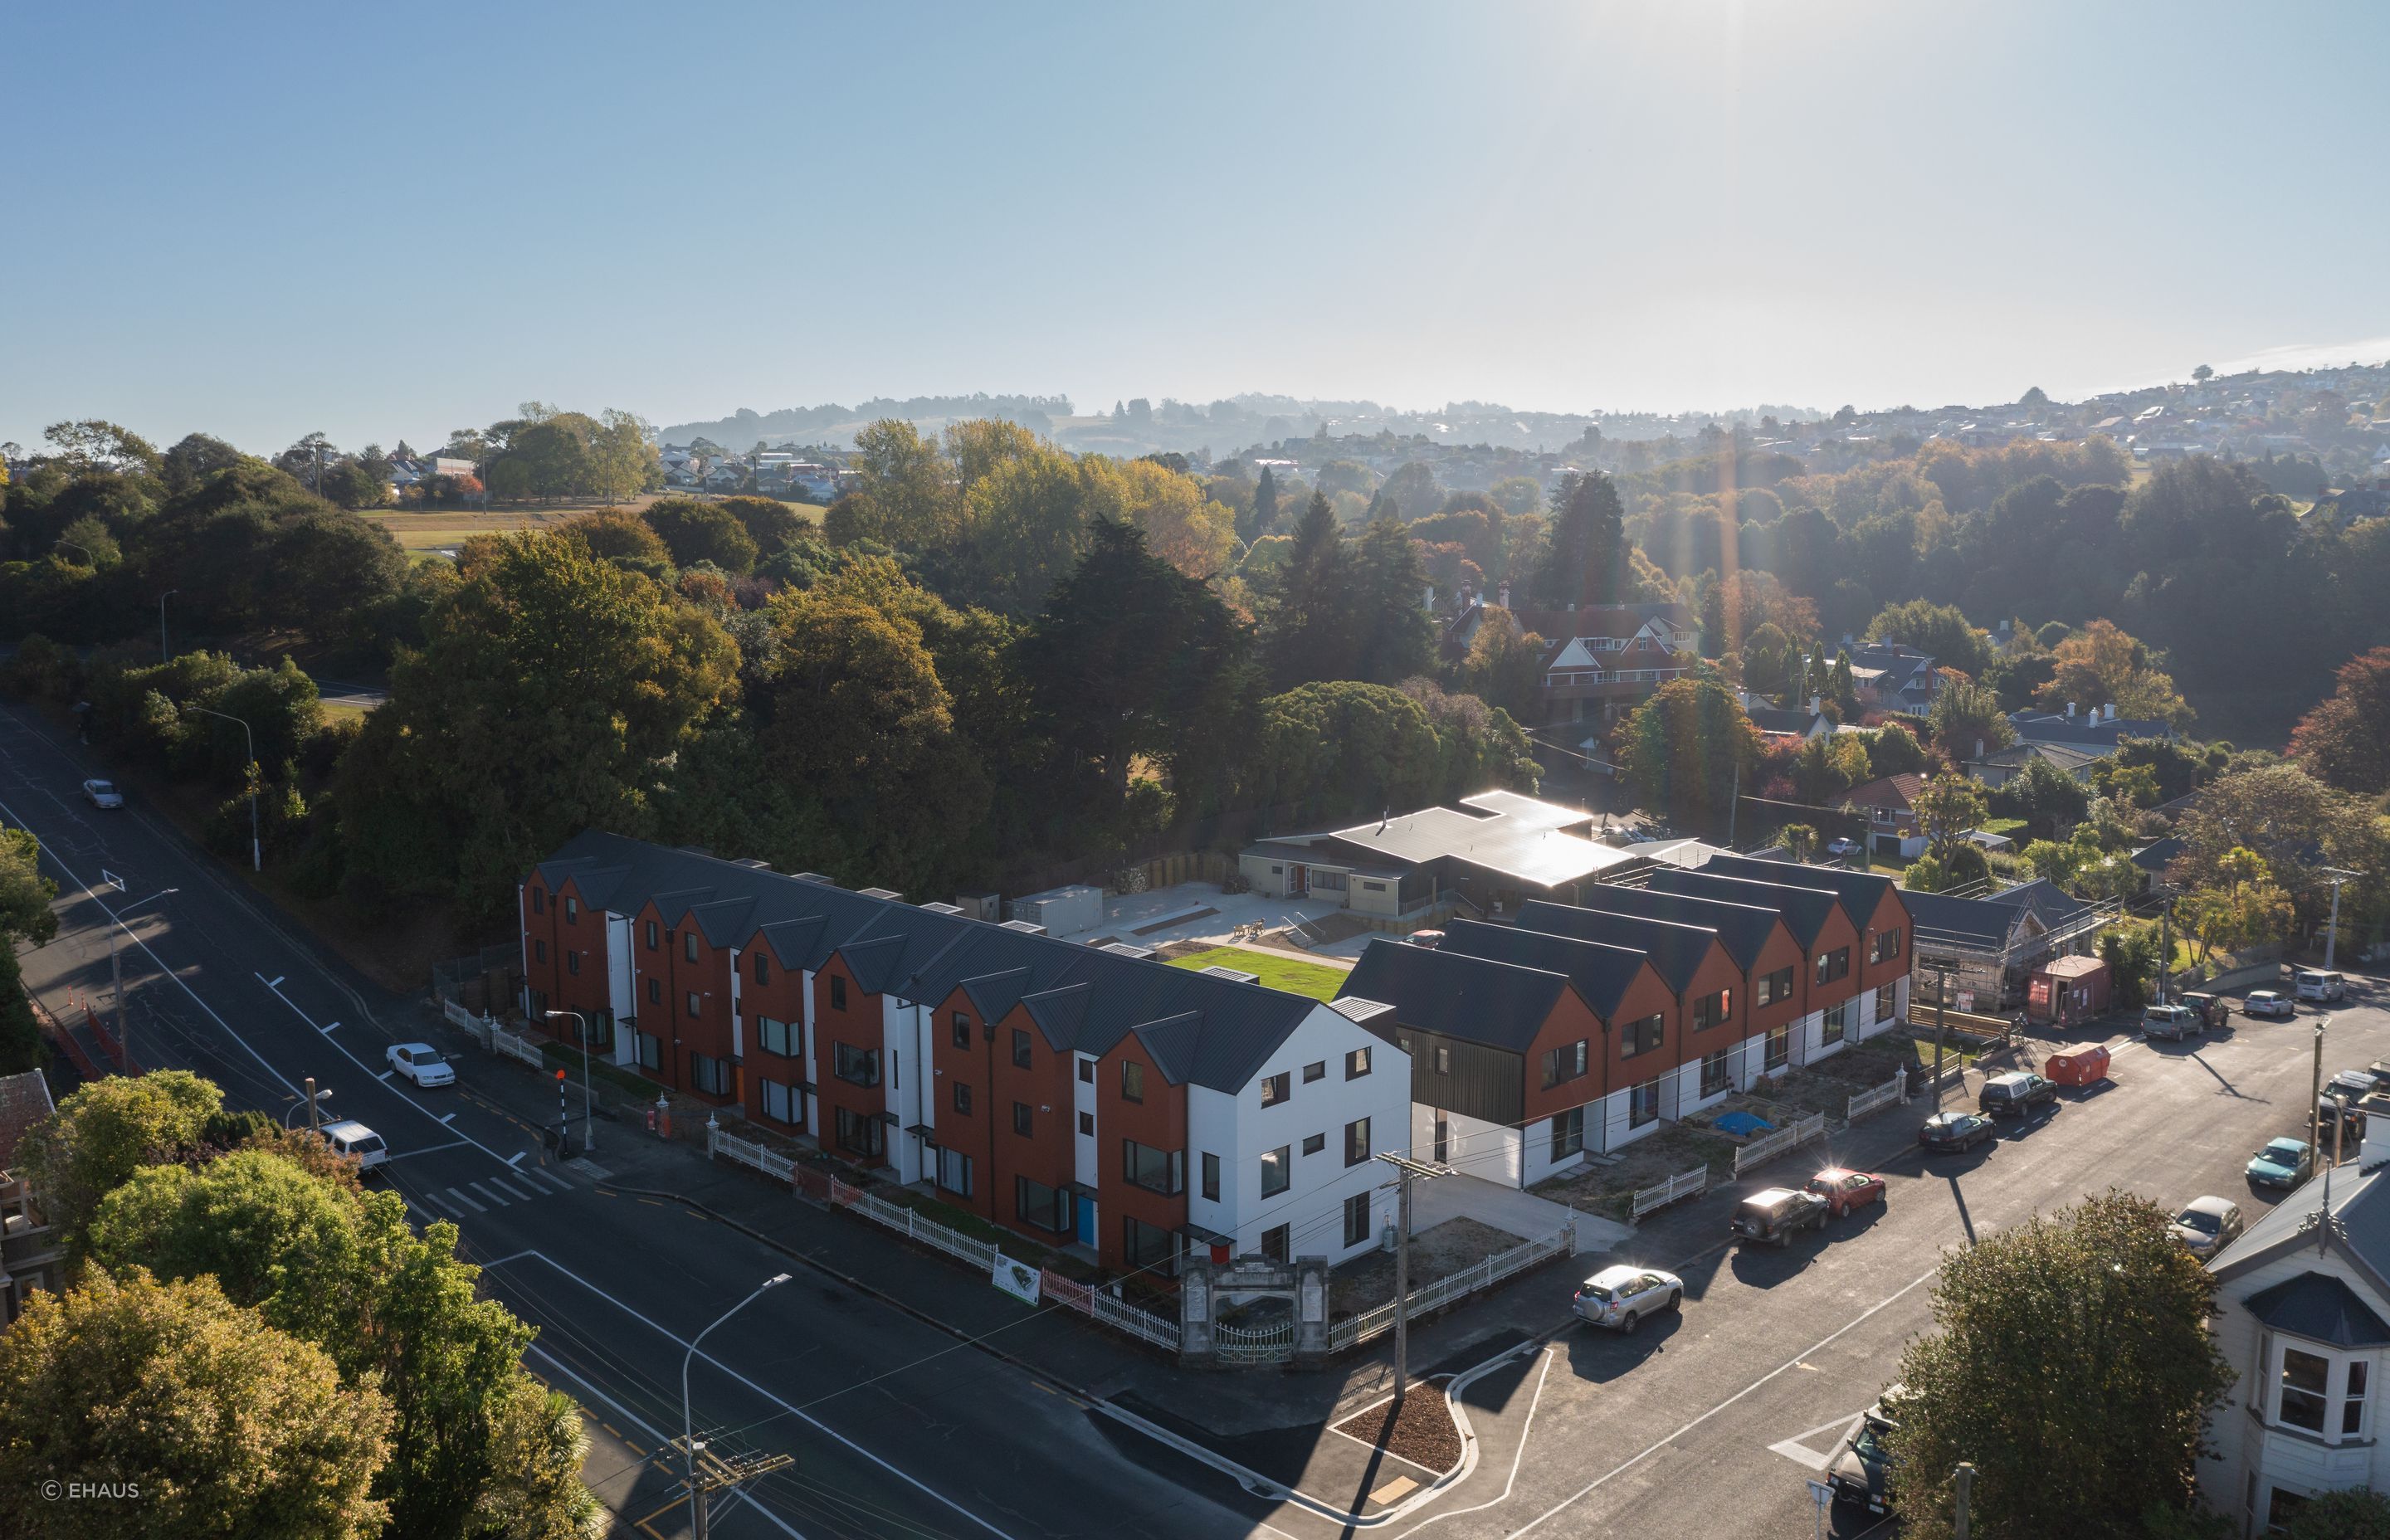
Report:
518,832,1409,1276
2200,1125,2390,1533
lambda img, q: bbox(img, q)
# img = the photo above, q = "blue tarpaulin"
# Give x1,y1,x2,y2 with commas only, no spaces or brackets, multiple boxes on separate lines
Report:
1714,1111,1774,1138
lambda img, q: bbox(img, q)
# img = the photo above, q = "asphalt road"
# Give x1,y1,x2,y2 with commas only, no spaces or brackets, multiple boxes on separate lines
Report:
1245,982,2388,1540
1,699,1272,1540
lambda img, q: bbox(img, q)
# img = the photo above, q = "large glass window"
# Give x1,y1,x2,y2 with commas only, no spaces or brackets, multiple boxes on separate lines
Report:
1344,1118,1371,1167
2349,1359,2371,1437
1123,1216,1177,1274
1120,1060,1144,1103
1621,1014,1666,1059
2280,1347,2330,1432
1627,1079,1661,1128
1260,1071,1290,1107
760,1079,801,1125
1344,1192,1371,1247
1345,1047,1371,1079
1764,1025,1791,1070
1757,966,1794,1007
834,1106,885,1158
1015,1177,1069,1233
1816,948,1851,986
758,1016,797,1057
1261,1223,1290,1262
1123,1139,1183,1195
1549,1107,1584,1162
1261,1145,1290,1197
1691,989,1733,1032
1541,1039,1588,1089
690,1053,730,1096
832,1041,880,1087
1875,983,1897,1023
950,1013,971,1050
829,975,847,1011
1701,1048,1730,1098
1872,928,1902,964
1201,1152,1219,1201
1012,1029,1032,1069
1827,1001,1855,1045
936,1147,973,1197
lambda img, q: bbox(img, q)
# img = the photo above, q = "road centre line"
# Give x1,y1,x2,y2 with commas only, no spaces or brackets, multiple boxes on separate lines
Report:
489,1250,1021,1540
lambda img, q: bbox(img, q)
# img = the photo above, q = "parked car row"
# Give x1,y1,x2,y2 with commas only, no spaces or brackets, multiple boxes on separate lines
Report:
1730,1167,1888,1248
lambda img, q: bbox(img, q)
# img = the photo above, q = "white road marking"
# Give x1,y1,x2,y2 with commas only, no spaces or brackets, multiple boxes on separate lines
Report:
384,1138,471,1163
469,1181,512,1207
440,1112,457,1123
1766,1411,1866,1472
490,1251,1021,1540
445,1187,487,1213
1496,1265,1942,1540
490,1177,541,1202
319,1019,339,1034
423,1190,465,1218
506,1150,527,1167
377,1070,394,1082
1394,1347,1559,1536
526,1166,576,1194
266,975,284,987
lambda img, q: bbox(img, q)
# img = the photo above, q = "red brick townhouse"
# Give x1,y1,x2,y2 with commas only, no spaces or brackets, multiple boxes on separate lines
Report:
1386,919,1680,1182
518,831,1412,1277
1700,853,1912,1038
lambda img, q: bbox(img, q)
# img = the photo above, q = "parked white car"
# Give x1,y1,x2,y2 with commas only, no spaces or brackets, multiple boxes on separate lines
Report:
1573,1264,1683,1334
2243,990,2296,1020
319,1120,388,1172
80,778,124,809
386,1042,456,1087
2296,970,2346,1003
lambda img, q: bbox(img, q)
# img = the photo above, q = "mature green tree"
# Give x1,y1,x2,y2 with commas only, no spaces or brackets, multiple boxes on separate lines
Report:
2288,646,2390,796
1377,462,1440,522
1454,607,1546,723
1529,470,1626,609
1885,1192,2231,1540
0,1268,393,1540
585,409,658,504
488,417,593,503
1927,677,2016,762
641,498,759,573
1349,517,1436,685
2037,619,2193,728
1,825,59,946
1778,822,1819,862
1991,751,2092,839
1018,518,1246,803
1913,773,1989,861
826,419,954,546
957,442,1100,614
337,534,739,914
1248,465,1280,540
715,495,809,558
1245,681,1448,821
1865,599,1992,677
17,1070,223,1248
83,1149,588,1539
761,580,990,893
2173,763,2390,936
2277,1489,2390,1540
1616,675,1763,831
1865,723,1927,779
0,947,41,1074
566,509,671,566
159,433,249,496
1263,494,1357,689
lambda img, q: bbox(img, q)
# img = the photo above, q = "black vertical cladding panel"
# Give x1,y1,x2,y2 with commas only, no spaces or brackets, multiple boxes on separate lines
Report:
1391,1024,1523,1128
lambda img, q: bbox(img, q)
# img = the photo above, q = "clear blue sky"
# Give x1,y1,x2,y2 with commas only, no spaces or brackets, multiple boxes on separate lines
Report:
6,2,2384,452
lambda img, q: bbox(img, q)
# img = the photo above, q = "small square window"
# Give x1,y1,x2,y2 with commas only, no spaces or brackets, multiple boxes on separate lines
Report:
1260,1071,1290,1107
1302,1133,1325,1156
1302,1061,1325,1083
685,992,701,1018
953,1082,973,1114
1012,1029,1032,1070
1077,1058,1094,1084
1078,1110,1094,1136
1012,1102,1032,1137
1121,1060,1145,1103
830,975,847,1010
951,1013,970,1050
1344,1047,1370,1079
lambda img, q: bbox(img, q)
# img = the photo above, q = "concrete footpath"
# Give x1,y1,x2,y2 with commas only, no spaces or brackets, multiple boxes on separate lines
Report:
424,992,2015,1522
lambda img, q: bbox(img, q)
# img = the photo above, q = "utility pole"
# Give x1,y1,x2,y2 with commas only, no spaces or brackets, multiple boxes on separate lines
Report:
2321,868,2358,971
667,1436,792,1540
682,1274,790,1538
100,879,176,1074
1373,1151,1446,1404
1920,953,1957,1107
2310,1019,2328,1167
305,1075,322,1136
2156,899,2171,1008
1954,1461,1976,1540
159,589,177,662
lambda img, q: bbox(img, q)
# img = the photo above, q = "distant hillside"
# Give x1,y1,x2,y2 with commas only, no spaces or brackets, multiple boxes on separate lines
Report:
656,395,1073,449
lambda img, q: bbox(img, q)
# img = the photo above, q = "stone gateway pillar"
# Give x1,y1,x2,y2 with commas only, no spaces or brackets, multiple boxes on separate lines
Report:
1294,1255,1330,1368
1178,1258,1217,1369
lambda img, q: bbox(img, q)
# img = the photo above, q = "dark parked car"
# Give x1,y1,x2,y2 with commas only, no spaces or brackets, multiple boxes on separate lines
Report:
2178,991,2228,1029
1979,1072,2058,1118
1919,1110,1997,1153
1828,1385,1910,1514
1730,1187,1830,1247
2319,1096,2369,1146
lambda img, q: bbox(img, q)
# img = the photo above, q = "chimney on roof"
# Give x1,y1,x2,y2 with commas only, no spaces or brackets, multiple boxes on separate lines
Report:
1809,694,1822,715
2066,701,2077,719
1841,632,1854,647
1975,738,1985,760
1423,583,1436,611
1497,582,1510,609
2103,703,2116,722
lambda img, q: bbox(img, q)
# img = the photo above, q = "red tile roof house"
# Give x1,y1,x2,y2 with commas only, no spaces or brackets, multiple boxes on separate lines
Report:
1440,599,1699,729
519,833,1412,1278
1838,773,1929,860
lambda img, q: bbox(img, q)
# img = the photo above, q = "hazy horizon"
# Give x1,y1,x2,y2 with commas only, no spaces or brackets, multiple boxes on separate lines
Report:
7,1,2386,451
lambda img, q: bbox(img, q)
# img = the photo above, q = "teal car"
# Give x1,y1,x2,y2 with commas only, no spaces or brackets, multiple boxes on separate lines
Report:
2247,1138,2316,1191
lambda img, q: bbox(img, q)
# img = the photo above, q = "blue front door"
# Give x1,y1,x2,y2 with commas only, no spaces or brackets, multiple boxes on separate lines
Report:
1076,1194,1097,1247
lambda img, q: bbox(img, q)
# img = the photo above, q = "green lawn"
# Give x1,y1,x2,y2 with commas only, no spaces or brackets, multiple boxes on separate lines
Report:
1167,946,1349,1001
1980,818,2027,838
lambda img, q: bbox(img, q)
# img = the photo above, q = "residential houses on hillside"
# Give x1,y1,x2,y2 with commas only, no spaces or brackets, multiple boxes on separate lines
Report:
2010,703,2180,748
518,834,1409,1276
1439,597,1699,729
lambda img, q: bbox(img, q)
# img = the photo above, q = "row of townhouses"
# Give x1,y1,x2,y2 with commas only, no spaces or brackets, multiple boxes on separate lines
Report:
516,836,1913,1278
519,833,1407,1277
1336,855,1912,1187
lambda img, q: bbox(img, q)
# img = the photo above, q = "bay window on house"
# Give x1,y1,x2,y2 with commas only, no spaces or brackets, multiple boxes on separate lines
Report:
758,1016,798,1057
834,1106,885,1158
832,1041,880,1087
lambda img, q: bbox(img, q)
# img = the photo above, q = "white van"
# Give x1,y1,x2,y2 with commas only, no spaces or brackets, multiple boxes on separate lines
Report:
2295,970,2346,1004
319,1119,389,1172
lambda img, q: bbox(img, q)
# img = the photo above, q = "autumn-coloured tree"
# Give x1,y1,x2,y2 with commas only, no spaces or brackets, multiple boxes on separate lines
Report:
2034,618,2193,728
2288,646,2390,795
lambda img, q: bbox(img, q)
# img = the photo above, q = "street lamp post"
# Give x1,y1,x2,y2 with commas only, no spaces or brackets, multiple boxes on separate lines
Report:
545,1009,598,1152
159,589,178,661
2320,867,2361,972
98,880,178,1070
181,704,259,870
682,1273,791,1539
285,1080,333,1131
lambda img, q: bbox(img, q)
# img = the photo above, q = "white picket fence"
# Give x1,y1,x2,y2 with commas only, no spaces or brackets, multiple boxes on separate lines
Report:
489,1027,546,1068
1631,1164,1710,1221
1846,1068,1909,1123
1328,1221,1577,1352
710,1127,1000,1270
1732,1112,1828,1178
1042,1271,1182,1352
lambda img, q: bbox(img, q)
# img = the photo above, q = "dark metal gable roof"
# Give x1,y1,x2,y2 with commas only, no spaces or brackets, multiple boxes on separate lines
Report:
523,831,1324,1095
1708,852,1903,936
1513,901,1715,996
1435,918,1652,1019
1573,885,1783,972
1647,868,1838,948
2245,1271,2390,1348
1337,939,1571,1055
